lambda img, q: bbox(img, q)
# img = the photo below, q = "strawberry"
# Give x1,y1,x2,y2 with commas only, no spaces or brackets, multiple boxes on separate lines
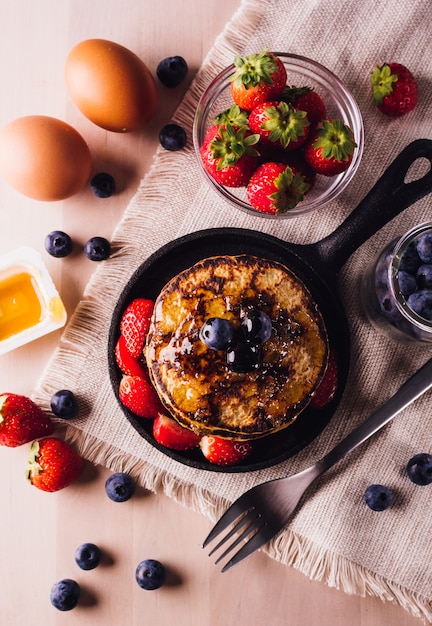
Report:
309,350,338,409
213,104,249,128
371,62,418,117
247,161,310,215
249,101,310,150
26,438,83,492
229,49,287,111
200,435,253,466
120,298,154,359
200,124,260,187
119,374,164,419
0,393,54,447
115,334,147,378
281,85,326,125
153,413,201,451
303,119,357,176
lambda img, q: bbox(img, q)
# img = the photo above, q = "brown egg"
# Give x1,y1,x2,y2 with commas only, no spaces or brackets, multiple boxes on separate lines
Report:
65,39,158,133
0,115,92,201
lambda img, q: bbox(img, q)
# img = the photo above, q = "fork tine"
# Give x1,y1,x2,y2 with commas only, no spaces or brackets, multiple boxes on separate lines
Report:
202,494,252,547
220,521,275,572
214,515,260,565
208,508,257,557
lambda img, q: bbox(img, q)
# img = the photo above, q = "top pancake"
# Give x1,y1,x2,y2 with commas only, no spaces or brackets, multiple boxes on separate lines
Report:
145,254,328,440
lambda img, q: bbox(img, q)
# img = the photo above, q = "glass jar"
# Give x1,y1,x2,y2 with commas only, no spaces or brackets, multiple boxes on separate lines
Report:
361,222,432,343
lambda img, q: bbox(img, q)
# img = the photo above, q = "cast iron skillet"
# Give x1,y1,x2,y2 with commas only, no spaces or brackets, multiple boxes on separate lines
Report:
108,139,432,473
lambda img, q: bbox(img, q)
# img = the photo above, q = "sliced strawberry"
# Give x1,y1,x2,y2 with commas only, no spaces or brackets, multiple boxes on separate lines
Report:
247,161,310,215
115,334,147,378
200,435,253,466
0,393,54,447
200,124,260,187
119,375,164,419
249,101,310,150
153,413,201,450
309,350,338,410
120,298,154,359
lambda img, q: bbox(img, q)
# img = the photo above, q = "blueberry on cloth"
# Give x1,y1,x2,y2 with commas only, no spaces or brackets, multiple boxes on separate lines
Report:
364,484,393,511
105,472,135,502
50,579,80,611
241,310,272,344
406,289,432,321
135,559,166,590
406,453,432,485
75,542,102,570
156,55,188,88
50,389,79,420
44,230,73,258
200,317,235,351
90,172,116,198
416,233,432,263
159,123,187,151
84,236,111,261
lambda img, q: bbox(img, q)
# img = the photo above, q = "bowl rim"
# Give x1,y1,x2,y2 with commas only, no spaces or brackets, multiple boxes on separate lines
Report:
192,51,364,219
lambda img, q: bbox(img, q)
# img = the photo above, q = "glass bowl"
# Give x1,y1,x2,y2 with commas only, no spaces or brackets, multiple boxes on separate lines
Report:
361,222,432,343
193,53,364,218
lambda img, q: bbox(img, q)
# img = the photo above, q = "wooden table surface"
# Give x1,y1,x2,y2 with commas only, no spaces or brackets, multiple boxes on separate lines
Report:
0,2,425,625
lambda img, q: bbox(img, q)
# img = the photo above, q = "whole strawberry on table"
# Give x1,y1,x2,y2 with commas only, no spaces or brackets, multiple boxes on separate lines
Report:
199,48,358,216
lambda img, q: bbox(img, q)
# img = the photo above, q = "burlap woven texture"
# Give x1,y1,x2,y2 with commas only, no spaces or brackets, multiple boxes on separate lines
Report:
33,0,432,621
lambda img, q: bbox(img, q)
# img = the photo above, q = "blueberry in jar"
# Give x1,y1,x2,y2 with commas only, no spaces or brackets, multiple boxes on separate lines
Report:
406,290,432,321
399,241,421,273
416,232,432,264
397,270,417,297
416,264,432,289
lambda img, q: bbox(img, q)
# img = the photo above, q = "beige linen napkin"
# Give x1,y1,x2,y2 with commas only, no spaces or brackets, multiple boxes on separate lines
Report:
33,0,432,621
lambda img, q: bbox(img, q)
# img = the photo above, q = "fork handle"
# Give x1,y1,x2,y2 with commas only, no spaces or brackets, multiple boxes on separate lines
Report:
314,356,432,476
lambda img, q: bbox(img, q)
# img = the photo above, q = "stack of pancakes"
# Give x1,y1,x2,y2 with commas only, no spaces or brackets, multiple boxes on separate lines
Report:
145,254,328,440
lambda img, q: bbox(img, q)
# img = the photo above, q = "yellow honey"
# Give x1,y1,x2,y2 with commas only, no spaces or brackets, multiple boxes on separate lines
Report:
0,271,44,341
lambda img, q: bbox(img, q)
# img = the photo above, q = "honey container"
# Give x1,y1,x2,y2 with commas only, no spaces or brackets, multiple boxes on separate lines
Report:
0,247,66,354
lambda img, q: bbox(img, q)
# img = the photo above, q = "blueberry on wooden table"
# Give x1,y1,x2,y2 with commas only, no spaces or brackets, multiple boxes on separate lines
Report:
84,236,111,261
135,559,166,590
156,55,188,87
90,172,116,198
44,230,73,258
75,542,102,570
50,579,81,611
105,472,136,502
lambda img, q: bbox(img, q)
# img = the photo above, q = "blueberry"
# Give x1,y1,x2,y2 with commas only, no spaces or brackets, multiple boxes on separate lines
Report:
135,559,166,590
364,484,393,511
416,264,432,289
397,270,417,297
159,123,187,151
199,318,235,351
406,453,432,485
416,233,432,263
50,579,80,611
241,310,272,343
50,389,79,420
406,289,432,321
84,236,111,261
399,241,421,273
227,340,261,373
44,230,73,258
90,172,116,198
156,55,188,88
75,542,101,570
105,472,135,502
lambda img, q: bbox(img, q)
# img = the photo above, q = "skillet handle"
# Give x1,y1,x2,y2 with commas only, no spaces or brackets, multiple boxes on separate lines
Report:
313,139,432,272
